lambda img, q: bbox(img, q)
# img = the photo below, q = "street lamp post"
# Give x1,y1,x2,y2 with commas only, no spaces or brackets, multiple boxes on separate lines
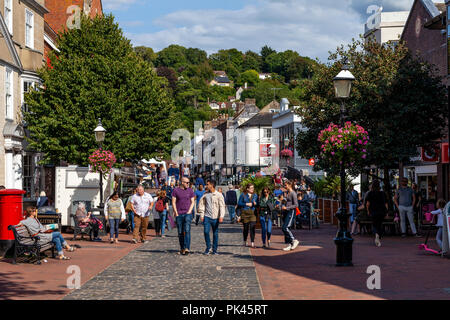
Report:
333,60,355,267
94,118,106,208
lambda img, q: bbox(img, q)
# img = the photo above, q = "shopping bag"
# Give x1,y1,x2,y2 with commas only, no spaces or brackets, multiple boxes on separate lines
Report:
168,214,176,229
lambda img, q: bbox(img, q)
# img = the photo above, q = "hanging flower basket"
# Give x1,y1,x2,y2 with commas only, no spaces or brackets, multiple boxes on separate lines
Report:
88,149,116,177
280,149,294,158
318,121,369,166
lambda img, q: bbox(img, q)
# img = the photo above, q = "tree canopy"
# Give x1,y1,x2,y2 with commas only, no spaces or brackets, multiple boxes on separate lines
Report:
296,38,447,188
24,14,176,165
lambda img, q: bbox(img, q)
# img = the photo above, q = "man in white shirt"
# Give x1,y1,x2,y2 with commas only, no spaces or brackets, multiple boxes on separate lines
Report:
198,180,226,255
130,185,154,244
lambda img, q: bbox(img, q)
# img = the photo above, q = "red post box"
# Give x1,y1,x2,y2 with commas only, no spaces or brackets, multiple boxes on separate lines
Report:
0,189,26,257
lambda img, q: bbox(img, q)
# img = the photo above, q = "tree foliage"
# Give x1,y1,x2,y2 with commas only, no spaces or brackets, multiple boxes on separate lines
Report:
24,14,176,165
296,38,447,179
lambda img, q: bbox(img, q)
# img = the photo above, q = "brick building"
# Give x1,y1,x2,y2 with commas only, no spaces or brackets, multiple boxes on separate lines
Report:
400,0,449,201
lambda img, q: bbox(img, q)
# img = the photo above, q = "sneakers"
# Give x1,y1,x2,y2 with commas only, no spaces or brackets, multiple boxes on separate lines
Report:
212,251,218,255
203,249,211,255
283,244,292,251
291,239,300,250
414,233,422,238
131,239,138,244
375,234,381,247
184,249,190,255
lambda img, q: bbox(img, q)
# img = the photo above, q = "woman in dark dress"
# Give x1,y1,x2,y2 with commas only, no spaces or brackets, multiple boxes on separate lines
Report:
365,180,388,247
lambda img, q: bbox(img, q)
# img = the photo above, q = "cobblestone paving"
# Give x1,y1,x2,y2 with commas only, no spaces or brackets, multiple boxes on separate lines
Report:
64,220,263,300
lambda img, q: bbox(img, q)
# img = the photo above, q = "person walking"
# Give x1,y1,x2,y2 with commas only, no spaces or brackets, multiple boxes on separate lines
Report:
154,190,170,237
347,186,360,235
225,184,238,224
105,192,126,244
394,178,420,237
281,181,300,251
130,185,154,244
172,177,195,255
365,180,388,247
198,180,226,255
195,174,205,188
194,184,206,226
430,199,447,251
125,188,137,233
237,183,258,248
36,191,49,208
259,187,275,248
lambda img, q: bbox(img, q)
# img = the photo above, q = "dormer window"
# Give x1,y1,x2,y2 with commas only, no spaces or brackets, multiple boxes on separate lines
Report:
5,0,12,34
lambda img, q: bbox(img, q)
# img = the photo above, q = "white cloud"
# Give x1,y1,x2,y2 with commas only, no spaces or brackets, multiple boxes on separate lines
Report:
125,0,364,62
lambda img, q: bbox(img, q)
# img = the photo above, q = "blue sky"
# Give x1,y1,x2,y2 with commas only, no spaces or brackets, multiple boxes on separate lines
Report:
102,0,418,62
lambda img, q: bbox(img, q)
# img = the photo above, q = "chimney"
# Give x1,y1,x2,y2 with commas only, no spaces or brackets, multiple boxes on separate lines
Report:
245,98,256,105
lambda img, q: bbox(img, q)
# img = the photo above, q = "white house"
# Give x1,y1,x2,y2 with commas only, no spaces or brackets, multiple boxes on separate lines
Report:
272,98,324,179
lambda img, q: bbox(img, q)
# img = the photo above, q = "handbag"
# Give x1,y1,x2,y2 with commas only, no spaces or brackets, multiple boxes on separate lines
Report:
125,201,133,212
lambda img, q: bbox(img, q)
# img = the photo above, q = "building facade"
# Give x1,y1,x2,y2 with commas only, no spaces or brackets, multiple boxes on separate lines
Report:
0,0,48,197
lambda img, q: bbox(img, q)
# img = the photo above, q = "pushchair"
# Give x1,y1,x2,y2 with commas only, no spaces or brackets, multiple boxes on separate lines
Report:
295,200,311,229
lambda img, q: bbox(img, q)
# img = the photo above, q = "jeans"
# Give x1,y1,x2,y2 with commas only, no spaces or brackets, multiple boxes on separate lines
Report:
227,206,236,222
127,211,135,232
159,210,167,236
282,209,295,245
52,232,67,255
399,205,417,235
176,214,192,250
260,215,272,245
203,217,220,253
109,218,120,239
436,227,443,249
349,203,358,223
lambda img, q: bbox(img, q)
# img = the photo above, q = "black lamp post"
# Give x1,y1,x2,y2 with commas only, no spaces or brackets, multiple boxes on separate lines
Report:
94,118,106,208
333,60,355,267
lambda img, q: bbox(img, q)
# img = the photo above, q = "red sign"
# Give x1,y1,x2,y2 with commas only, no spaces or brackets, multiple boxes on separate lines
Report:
260,144,270,157
442,143,449,164
421,146,440,162
309,158,315,166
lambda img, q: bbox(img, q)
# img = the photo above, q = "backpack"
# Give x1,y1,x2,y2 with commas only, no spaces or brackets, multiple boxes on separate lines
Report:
155,198,165,212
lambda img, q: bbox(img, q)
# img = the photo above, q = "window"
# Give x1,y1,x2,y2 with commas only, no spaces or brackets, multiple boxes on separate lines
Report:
263,128,272,139
5,68,13,119
4,0,12,34
22,80,34,114
25,10,34,49
23,154,33,199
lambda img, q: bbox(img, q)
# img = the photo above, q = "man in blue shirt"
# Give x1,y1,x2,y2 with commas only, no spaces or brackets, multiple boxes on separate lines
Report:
225,185,238,223
273,185,283,198
195,174,205,188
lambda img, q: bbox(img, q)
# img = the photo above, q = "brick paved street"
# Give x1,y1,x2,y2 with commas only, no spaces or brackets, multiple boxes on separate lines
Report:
251,224,450,300
64,221,263,300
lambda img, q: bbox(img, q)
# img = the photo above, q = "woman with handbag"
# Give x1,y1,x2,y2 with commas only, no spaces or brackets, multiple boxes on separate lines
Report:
237,183,258,248
259,187,275,248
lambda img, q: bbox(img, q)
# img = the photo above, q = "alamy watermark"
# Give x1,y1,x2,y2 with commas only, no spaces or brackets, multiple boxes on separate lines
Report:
366,265,381,290
66,265,81,290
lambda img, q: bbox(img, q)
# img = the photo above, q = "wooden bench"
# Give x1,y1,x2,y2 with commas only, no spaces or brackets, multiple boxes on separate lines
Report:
8,224,55,265
357,211,399,235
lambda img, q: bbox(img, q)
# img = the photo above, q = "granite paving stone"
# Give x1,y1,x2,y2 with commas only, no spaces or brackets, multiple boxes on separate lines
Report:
64,220,263,300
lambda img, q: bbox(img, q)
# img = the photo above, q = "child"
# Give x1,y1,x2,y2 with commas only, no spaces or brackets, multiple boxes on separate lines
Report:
431,199,447,251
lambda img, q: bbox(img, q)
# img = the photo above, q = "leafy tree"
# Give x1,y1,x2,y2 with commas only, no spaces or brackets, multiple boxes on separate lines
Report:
157,66,178,92
24,14,176,165
296,38,447,207
156,44,188,69
185,47,208,65
237,69,260,87
134,46,157,66
242,50,262,72
261,45,276,72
